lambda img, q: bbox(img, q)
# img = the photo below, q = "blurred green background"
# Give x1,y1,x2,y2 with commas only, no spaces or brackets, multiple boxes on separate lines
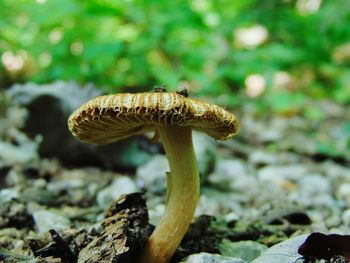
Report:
1,0,350,106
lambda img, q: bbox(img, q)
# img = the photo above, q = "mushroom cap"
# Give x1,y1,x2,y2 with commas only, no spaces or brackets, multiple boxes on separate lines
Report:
68,92,238,144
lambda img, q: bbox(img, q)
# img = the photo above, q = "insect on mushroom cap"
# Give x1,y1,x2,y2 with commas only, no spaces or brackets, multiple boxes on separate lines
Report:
68,91,238,144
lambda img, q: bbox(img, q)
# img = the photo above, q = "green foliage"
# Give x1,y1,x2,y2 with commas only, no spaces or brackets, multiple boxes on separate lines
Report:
0,0,350,102
267,91,306,114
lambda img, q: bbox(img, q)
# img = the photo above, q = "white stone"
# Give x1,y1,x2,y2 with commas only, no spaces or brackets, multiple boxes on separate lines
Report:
298,174,331,194
209,159,249,190
0,187,19,203
196,192,244,217
214,159,247,179
193,132,216,175
180,252,246,263
96,176,138,209
258,164,307,182
224,212,240,223
136,154,169,186
322,162,349,179
249,150,278,165
338,183,350,199
47,177,84,193
33,210,71,233
342,209,350,226
252,234,309,263
148,203,166,225
0,141,38,166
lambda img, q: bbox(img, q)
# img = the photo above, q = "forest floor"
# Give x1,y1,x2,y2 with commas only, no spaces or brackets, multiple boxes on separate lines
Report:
0,84,350,263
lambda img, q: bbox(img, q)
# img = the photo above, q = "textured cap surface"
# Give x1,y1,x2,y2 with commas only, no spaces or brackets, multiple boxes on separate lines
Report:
68,92,238,144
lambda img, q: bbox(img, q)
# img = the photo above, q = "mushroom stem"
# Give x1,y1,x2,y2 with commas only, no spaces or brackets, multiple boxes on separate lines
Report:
139,126,199,263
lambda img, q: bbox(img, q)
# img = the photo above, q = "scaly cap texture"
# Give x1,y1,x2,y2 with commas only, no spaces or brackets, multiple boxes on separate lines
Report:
68,92,238,144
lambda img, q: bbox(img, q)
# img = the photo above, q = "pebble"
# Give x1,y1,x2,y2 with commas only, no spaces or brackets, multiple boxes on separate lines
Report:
248,150,299,166
208,159,251,190
96,176,139,209
287,174,334,207
180,252,247,263
192,132,216,176
211,159,247,180
258,164,308,185
196,191,244,217
21,186,57,205
337,183,350,202
219,239,267,262
298,174,331,194
252,234,309,263
322,162,349,179
4,169,26,186
0,141,38,166
0,227,24,239
136,133,216,189
248,150,278,165
224,212,239,223
47,177,84,194
148,203,166,225
1,84,349,261
6,81,155,170
242,116,285,142
136,154,169,187
33,210,71,233
0,188,19,203
342,209,350,226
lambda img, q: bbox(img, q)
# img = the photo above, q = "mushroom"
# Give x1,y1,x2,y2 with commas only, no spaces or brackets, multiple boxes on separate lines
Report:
68,89,238,263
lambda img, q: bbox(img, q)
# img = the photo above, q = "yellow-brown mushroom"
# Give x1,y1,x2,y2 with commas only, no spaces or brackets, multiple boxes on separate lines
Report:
68,90,238,263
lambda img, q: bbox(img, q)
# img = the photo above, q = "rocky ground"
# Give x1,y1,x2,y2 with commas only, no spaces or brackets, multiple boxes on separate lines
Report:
0,82,349,263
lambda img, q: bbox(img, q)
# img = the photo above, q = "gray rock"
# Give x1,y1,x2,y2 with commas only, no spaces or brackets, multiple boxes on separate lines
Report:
298,174,331,194
4,169,26,186
0,199,34,229
337,183,350,204
248,150,278,165
148,202,166,225
242,116,287,143
134,133,215,196
213,160,247,179
196,189,244,217
0,141,38,166
136,132,216,189
208,159,250,190
219,239,267,262
281,134,317,155
47,176,85,194
248,150,299,166
108,139,152,169
258,164,308,183
6,81,100,164
180,252,246,263
252,234,308,263
7,81,102,112
338,182,350,194
0,106,39,166
21,186,58,206
288,174,334,207
0,188,19,203
136,154,169,188
96,176,139,209
0,105,28,132
6,81,154,170
32,210,71,233
193,132,216,177
47,168,111,196
323,162,349,179
342,209,350,225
